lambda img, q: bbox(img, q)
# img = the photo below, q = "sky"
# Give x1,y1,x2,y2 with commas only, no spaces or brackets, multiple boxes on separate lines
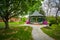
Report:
42,0,60,16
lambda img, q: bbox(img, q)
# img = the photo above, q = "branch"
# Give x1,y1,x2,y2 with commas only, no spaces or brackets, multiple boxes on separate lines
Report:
0,13,6,22
9,11,22,19
8,1,21,18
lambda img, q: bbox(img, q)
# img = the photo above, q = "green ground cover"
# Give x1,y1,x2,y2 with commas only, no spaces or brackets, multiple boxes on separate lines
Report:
0,22,24,28
41,17,60,40
0,26,33,40
0,22,33,40
41,24,60,40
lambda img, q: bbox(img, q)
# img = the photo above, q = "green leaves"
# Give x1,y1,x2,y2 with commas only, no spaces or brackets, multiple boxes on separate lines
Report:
0,0,44,20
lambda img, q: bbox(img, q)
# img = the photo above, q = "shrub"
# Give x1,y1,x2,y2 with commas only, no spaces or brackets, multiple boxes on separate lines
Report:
58,17,60,23
50,24,57,30
46,17,56,26
21,17,27,22
50,19,56,24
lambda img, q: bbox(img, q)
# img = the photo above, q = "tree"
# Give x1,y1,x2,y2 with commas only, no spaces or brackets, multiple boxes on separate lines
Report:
42,0,60,24
55,0,60,24
39,7,45,16
0,0,22,29
0,0,43,29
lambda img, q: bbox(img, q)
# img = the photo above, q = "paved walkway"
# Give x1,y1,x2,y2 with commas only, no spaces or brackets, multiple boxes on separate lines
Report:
20,24,54,40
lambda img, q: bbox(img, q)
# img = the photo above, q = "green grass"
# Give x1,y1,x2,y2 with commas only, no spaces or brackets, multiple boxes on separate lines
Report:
0,26,33,40
0,22,33,40
0,22,5,28
9,22,24,26
41,24,60,40
0,22,24,28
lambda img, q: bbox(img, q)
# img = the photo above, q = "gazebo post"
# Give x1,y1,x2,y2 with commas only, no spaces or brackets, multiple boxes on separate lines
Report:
36,17,37,23
29,16,30,24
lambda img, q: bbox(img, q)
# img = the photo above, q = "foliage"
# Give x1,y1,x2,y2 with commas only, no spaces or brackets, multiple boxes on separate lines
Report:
49,19,56,24
50,24,57,30
0,0,43,29
46,16,56,24
57,17,60,23
39,7,45,16
46,16,60,25
21,17,27,22
0,26,33,40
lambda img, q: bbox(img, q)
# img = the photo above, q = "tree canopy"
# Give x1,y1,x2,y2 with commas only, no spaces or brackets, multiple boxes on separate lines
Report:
0,0,43,29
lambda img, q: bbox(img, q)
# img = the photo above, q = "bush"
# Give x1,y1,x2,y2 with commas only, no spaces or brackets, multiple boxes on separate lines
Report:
47,16,60,24
46,17,56,26
21,17,27,22
50,24,57,30
50,19,56,24
58,17,60,23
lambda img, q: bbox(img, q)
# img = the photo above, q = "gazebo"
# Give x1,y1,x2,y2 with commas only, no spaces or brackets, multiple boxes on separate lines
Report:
29,10,44,24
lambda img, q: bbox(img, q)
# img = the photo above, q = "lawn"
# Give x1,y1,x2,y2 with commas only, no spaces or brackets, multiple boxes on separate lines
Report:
0,22,24,28
0,26,33,40
0,22,33,40
41,24,60,40
9,21,25,26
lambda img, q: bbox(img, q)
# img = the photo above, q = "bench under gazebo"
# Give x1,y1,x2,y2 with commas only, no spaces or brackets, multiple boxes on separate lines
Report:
29,10,44,24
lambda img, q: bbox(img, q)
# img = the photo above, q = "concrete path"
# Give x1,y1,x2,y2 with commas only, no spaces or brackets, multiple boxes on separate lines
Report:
20,24,54,40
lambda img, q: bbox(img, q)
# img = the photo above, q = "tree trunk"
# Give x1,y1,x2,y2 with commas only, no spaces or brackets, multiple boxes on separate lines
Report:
56,8,59,24
4,20,9,29
56,13,58,24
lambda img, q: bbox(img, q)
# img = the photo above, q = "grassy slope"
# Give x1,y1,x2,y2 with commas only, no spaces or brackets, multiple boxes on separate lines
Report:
41,26,60,40
0,22,33,40
42,17,60,40
0,26,33,40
